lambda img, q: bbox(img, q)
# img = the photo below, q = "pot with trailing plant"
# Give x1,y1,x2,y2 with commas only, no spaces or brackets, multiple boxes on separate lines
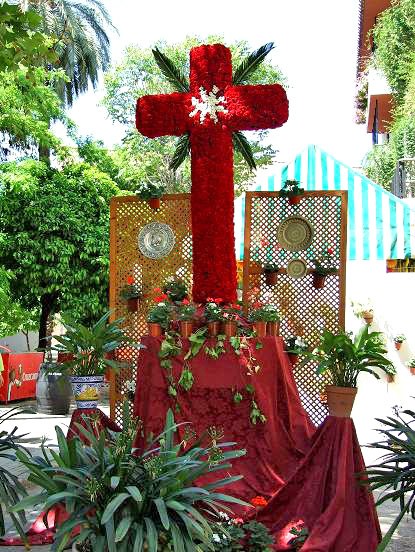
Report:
222,304,242,338
286,336,308,367
312,248,337,289
263,263,279,286
147,300,171,337
135,181,165,209
177,299,195,338
119,276,142,313
407,358,415,375
13,407,248,552
300,327,393,417
280,179,305,206
204,298,223,336
393,334,406,351
163,276,188,303
49,312,133,409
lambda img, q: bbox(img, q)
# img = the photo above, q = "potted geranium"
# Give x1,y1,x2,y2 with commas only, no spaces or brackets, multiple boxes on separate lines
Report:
204,298,223,336
263,263,279,286
222,304,242,338
263,304,281,336
286,336,308,366
177,299,196,338
147,298,171,337
119,276,142,313
249,303,268,337
393,334,406,351
407,358,415,375
300,327,393,417
163,277,188,303
280,179,305,205
135,181,165,209
49,312,133,409
312,248,337,289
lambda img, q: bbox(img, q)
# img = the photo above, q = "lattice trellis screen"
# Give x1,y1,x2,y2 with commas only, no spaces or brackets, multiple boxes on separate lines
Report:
242,191,348,425
109,194,192,425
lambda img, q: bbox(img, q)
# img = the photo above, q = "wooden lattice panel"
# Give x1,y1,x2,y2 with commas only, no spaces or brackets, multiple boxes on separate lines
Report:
242,191,348,425
109,194,192,425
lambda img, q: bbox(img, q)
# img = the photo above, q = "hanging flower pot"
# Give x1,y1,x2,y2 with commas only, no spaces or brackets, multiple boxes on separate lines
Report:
267,321,280,336
410,367,415,376
223,320,237,338
265,271,278,286
126,297,139,313
207,321,220,337
148,197,161,209
326,385,357,417
288,194,302,206
312,273,326,289
394,341,402,351
253,321,267,337
362,311,373,325
287,352,299,366
70,375,104,409
180,320,193,338
387,374,395,383
148,322,162,337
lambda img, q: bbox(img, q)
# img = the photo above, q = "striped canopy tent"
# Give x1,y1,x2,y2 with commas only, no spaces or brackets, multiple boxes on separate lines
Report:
235,144,415,261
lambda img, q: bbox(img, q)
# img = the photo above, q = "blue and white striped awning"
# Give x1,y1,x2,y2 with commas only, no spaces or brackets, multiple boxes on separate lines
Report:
235,144,415,261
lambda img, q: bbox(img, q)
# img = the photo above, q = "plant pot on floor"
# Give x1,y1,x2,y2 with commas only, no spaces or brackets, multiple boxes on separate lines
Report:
326,385,357,417
223,321,237,338
126,297,139,313
180,320,193,338
36,362,72,415
253,321,267,337
265,271,278,286
148,197,161,209
267,321,280,336
148,322,162,337
70,375,104,409
207,321,220,337
312,273,326,289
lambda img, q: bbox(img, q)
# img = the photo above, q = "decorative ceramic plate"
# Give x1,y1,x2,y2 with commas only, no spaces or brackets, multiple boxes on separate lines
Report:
138,222,175,259
277,216,314,251
286,259,308,279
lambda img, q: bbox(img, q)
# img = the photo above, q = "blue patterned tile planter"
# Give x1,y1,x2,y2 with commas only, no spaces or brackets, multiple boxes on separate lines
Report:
70,375,104,409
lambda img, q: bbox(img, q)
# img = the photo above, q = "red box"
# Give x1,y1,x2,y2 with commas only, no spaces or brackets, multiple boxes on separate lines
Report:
0,352,44,403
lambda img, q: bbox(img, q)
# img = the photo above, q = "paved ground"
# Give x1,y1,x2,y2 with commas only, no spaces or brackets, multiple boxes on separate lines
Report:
0,397,413,551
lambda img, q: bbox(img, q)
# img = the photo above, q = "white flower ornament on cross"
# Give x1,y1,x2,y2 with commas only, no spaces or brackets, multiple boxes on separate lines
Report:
189,85,228,124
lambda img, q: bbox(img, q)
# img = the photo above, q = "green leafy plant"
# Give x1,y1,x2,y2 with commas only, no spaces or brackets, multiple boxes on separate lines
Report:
300,327,393,387
407,358,415,369
280,179,304,198
147,302,172,329
312,248,337,276
163,278,188,302
286,336,308,354
119,280,142,301
394,334,406,344
249,303,280,323
204,300,223,322
363,404,415,551
288,524,309,549
222,304,243,322
213,518,274,551
177,300,196,321
13,406,247,552
135,181,166,200
50,311,134,376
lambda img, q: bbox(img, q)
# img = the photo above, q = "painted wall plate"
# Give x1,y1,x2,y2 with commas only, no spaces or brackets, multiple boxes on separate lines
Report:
277,216,314,251
287,259,308,279
138,222,175,259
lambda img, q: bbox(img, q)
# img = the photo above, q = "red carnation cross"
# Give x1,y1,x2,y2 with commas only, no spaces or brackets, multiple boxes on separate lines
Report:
136,44,288,303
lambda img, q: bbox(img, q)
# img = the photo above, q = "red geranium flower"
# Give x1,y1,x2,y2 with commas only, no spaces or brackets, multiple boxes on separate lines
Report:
327,247,334,255
206,297,215,303
252,301,262,309
182,298,190,305
214,298,223,304
250,496,268,508
154,294,168,303
127,275,134,285
153,287,162,293
232,304,242,310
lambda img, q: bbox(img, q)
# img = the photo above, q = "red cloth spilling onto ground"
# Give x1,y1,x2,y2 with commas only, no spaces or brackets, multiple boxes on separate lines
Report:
66,407,121,442
133,336,381,551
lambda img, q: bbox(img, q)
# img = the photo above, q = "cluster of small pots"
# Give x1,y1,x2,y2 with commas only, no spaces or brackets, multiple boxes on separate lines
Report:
148,319,280,339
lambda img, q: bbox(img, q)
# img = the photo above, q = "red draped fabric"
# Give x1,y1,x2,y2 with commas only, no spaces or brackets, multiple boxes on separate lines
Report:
66,407,121,442
133,336,381,551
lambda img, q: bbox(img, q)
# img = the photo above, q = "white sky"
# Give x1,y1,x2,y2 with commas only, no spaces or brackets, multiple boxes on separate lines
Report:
60,0,372,169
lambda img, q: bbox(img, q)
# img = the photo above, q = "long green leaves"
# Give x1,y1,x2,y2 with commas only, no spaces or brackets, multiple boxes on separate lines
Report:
170,133,190,171
232,42,275,85
152,47,189,93
233,131,257,171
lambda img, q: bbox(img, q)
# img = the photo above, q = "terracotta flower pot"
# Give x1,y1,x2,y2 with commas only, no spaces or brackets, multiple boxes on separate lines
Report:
267,321,280,336
326,385,358,417
223,321,237,338
312,273,326,289
410,367,415,375
126,297,139,313
265,271,278,286
387,374,395,383
394,341,402,351
148,322,162,337
254,321,267,337
180,320,193,338
148,197,161,209
207,321,220,337
289,194,302,205
362,311,373,325
287,352,299,366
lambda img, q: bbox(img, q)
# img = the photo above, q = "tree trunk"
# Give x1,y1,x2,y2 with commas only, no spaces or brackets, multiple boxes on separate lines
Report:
22,330,30,351
38,293,57,350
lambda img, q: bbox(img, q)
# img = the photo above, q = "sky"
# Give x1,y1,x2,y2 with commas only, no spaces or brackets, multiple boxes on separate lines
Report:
59,0,372,171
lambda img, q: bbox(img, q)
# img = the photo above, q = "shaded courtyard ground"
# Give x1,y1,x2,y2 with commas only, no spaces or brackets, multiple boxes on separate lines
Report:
0,399,413,551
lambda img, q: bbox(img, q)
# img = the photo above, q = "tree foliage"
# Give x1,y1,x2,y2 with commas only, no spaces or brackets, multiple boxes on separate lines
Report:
0,160,121,346
103,36,285,195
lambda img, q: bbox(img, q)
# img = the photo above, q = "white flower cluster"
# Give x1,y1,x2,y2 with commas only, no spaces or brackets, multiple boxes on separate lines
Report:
189,85,228,124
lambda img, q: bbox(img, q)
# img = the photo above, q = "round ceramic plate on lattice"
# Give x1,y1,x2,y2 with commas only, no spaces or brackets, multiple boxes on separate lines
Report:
277,215,314,251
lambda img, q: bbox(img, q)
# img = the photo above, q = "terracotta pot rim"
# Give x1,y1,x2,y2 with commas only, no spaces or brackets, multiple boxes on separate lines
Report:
326,385,358,394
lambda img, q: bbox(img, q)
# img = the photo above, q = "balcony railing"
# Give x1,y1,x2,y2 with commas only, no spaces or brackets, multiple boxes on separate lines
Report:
391,158,415,198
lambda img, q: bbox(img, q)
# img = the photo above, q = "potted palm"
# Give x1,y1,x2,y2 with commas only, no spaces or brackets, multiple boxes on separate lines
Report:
311,248,337,289
204,299,223,336
280,179,305,205
119,276,142,313
300,327,393,417
135,181,165,209
49,312,133,409
147,300,171,337
13,408,247,552
393,334,406,351
177,299,196,338
263,263,279,286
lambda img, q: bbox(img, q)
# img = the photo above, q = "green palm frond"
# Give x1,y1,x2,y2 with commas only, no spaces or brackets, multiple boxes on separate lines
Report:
232,42,275,85
170,133,191,171
152,47,190,93
233,131,257,171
